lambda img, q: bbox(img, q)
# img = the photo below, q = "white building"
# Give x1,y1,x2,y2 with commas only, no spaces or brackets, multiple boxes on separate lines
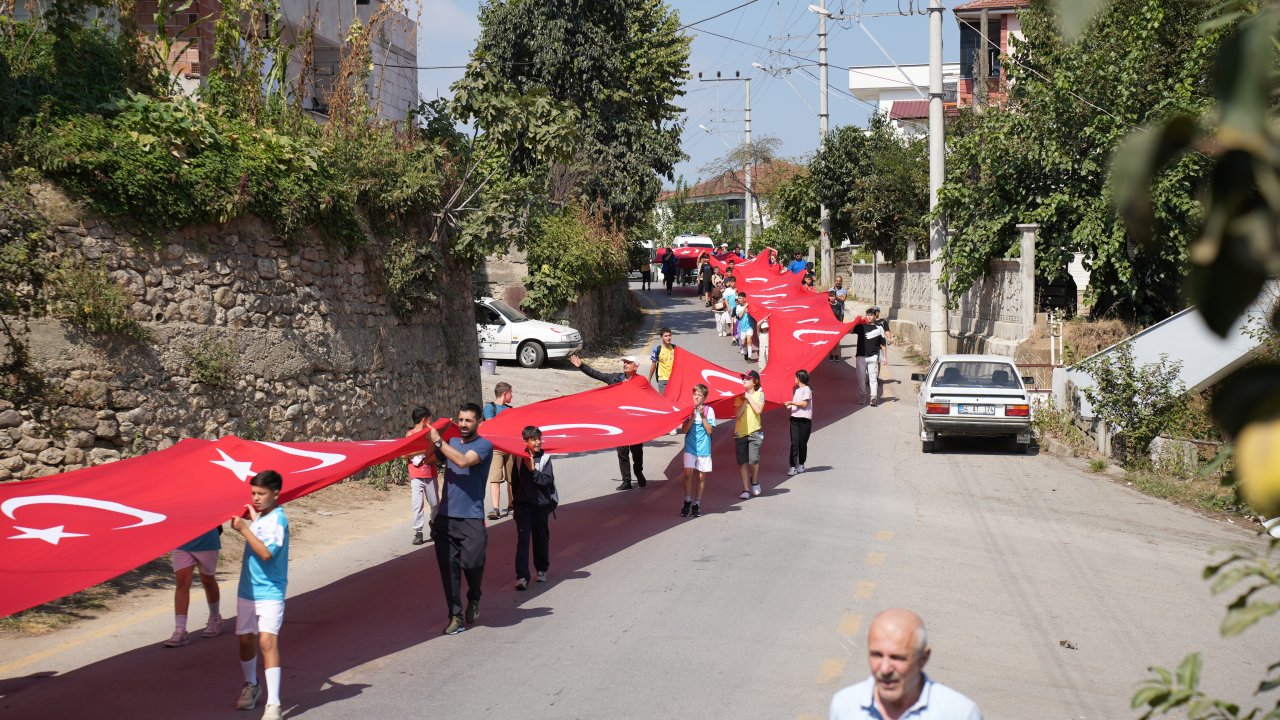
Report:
848,63,960,136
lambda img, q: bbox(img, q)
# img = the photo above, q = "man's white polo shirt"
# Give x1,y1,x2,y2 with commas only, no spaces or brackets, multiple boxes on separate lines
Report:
829,674,982,720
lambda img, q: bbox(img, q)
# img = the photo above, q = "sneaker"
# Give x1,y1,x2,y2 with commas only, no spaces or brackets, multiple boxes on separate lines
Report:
870,397,878,407
261,704,283,720
797,464,805,474
750,483,762,497
691,503,702,517
681,500,692,517
515,577,529,591
465,599,480,625
787,466,798,477
487,509,501,520
617,481,633,491
739,490,751,500
636,474,648,488
162,629,189,648
236,682,261,710
536,571,548,583
443,615,466,635
412,531,424,546
202,615,223,638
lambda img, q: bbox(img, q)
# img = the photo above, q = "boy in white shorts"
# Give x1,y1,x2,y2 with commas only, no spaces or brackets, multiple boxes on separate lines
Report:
230,470,290,720
164,526,223,647
679,384,717,518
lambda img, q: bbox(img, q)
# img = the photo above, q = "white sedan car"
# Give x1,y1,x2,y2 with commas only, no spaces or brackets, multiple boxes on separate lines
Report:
475,298,582,368
911,354,1035,454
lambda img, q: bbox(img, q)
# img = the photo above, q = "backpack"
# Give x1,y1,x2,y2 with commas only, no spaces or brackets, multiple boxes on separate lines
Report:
534,454,559,510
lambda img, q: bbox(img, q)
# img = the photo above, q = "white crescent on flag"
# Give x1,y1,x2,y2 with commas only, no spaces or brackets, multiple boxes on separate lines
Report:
540,423,624,438
256,442,347,472
1,494,167,529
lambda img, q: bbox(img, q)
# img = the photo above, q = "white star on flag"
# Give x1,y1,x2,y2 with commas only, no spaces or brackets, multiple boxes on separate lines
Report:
211,449,257,482
10,525,89,545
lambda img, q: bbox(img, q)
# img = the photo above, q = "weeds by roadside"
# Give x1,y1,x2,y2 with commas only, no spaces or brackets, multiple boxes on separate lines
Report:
1123,467,1242,517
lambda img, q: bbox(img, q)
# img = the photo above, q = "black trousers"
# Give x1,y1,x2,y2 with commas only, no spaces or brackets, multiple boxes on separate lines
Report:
616,444,645,482
432,516,487,618
664,270,675,293
789,417,812,467
513,505,551,580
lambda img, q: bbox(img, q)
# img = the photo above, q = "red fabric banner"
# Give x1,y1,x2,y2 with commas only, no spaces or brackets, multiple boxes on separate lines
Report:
660,347,752,417
0,426,450,618
479,376,680,456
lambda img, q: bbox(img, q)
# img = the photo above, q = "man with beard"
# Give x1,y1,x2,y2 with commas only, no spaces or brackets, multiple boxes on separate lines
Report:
829,609,982,719
429,404,495,636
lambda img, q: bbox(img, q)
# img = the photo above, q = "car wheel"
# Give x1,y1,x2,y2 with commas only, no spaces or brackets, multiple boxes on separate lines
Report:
517,341,546,369
922,439,935,454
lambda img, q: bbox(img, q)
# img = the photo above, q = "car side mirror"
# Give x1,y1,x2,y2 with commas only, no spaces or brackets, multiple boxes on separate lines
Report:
910,373,926,382
1022,376,1035,385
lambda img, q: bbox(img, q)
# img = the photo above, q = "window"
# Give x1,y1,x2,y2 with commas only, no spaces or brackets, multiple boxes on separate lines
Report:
933,361,1021,389
475,303,502,326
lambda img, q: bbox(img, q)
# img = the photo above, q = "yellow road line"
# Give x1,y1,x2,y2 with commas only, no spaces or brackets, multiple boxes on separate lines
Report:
0,604,168,676
853,581,877,600
866,551,885,567
876,530,894,542
838,613,863,636
816,657,847,684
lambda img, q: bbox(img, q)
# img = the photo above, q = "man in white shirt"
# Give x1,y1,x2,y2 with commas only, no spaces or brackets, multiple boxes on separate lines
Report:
829,609,982,720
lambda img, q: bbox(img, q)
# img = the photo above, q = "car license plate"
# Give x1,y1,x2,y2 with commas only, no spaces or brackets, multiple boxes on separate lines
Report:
958,404,995,416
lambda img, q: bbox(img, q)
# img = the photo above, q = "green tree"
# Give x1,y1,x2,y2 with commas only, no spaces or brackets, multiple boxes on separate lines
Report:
457,0,690,231
808,114,928,261
937,0,1219,323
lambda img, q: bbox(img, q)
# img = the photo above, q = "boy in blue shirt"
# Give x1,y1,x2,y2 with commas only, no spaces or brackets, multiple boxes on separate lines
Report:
230,470,289,720
163,526,223,647
679,384,717,518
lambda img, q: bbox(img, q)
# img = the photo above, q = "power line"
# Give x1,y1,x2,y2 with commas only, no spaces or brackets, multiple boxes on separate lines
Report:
678,0,763,32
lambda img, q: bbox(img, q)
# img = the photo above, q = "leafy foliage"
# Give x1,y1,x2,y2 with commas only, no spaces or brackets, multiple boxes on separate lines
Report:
938,0,1219,323
523,204,629,319
809,114,928,261
186,337,238,387
459,0,690,230
1080,344,1187,462
46,256,147,340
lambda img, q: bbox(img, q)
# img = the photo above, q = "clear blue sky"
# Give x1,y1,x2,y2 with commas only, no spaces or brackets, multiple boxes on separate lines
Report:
420,0,961,187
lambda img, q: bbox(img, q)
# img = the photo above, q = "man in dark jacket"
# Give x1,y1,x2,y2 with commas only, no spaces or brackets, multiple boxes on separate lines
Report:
512,425,556,590
569,353,647,490
661,251,678,296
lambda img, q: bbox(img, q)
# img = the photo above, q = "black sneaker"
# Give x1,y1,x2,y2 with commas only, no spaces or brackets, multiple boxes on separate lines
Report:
636,474,648,488
412,531,424,546
691,503,701,517
681,500,692,517
617,481,633,491
443,616,465,635
465,599,480,625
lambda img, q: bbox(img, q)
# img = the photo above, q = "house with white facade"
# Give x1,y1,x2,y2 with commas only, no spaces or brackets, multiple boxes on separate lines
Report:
848,63,960,136
655,162,802,239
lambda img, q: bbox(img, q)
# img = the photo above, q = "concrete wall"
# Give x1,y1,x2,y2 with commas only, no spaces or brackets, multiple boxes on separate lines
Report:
1,200,480,481
834,224,1037,357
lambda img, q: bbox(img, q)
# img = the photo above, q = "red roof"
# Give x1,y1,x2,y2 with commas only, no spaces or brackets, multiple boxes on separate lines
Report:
953,0,1028,11
890,99,929,120
659,161,803,202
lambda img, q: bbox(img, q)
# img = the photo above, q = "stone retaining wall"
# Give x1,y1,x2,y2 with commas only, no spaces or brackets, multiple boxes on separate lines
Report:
1,210,480,481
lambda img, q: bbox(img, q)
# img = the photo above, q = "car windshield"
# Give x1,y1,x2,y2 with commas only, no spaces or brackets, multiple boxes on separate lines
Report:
490,300,530,323
933,361,1021,389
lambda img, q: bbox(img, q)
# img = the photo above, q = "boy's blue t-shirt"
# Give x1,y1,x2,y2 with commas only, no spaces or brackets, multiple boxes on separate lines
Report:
440,436,495,519
737,306,754,334
237,506,289,601
683,407,717,457
179,527,222,552
483,402,511,420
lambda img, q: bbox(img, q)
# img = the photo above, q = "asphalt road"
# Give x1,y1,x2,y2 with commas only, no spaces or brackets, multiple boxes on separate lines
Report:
1,282,1273,719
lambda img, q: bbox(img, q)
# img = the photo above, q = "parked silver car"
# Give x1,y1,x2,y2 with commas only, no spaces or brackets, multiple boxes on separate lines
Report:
911,354,1035,454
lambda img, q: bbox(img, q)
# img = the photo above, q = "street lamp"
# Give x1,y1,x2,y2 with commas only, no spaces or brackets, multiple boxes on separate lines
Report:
697,70,755,255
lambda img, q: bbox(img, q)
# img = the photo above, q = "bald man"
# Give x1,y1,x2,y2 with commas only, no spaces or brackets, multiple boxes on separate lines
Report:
829,609,982,719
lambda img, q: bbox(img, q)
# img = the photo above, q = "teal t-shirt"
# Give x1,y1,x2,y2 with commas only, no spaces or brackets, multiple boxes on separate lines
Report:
683,407,716,457
237,507,289,601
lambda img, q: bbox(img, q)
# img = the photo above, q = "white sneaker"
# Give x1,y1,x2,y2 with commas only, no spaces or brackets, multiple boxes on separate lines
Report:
203,614,223,638
162,629,189,648
236,682,261,710
786,466,798,476
536,571,548,583
515,577,529,591
738,490,751,500
750,483,762,497
261,703,283,720
797,465,805,474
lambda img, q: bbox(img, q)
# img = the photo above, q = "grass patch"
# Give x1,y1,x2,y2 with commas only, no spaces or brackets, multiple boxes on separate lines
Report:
0,557,173,635
1088,458,1108,473
1123,468,1243,517
356,460,408,492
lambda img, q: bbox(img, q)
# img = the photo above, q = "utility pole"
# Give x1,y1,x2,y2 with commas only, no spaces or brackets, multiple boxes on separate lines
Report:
697,70,753,255
817,0,832,285
928,0,947,358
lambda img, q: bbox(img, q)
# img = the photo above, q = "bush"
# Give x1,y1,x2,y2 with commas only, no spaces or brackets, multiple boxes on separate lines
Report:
46,256,147,340
1080,345,1187,464
523,204,628,319
187,337,237,387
